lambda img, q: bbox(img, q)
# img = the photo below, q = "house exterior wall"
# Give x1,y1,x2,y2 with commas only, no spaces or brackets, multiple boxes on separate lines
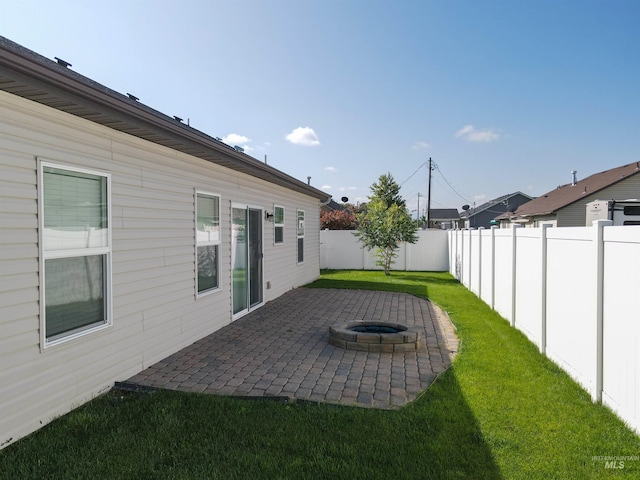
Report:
0,90,321,449
465,193,533,228
556,177,640,227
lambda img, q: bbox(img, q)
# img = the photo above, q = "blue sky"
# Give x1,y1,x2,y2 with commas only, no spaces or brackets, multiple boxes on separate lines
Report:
2,0,639,214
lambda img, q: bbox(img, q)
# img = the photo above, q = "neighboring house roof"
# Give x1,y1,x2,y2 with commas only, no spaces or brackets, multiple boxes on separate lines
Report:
460,192,533,219
429,208,460,221
497,162,640,220
320,199,346,213
0,36,331,203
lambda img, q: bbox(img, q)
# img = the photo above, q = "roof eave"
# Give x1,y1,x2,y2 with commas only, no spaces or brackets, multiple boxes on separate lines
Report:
0,38,331,203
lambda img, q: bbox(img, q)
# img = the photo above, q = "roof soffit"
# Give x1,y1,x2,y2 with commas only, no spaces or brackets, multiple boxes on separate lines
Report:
0,37,330,202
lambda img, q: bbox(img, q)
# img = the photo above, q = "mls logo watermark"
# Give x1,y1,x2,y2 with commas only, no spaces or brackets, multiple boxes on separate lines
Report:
592,455,638,470
605,460,625,470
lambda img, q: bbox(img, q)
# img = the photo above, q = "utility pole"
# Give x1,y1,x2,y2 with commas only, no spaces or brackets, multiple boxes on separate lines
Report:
426,157,433,228
416,193,421,222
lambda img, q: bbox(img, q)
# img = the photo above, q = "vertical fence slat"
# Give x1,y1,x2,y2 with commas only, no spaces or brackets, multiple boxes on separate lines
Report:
448,222,639,434
594,219,611,402
511,224,520,327
540,224,549,354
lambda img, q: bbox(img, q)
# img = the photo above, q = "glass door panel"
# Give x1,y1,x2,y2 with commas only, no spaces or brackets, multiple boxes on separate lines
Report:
232,205,263,317
232,207,247,315
248,208,263,307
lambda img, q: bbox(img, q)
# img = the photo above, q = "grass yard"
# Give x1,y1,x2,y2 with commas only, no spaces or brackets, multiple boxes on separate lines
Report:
1,270,638,479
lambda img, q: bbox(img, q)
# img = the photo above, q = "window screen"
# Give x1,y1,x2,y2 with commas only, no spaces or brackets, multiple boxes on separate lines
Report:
196,193,221,294
274,206,284,244
41,164,110,343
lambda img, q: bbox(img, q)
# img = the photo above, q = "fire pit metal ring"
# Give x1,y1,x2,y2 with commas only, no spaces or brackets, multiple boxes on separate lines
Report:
329,321,425,352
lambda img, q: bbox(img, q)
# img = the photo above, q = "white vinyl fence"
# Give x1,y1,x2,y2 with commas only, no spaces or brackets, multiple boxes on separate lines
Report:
449,222,640,434
319,229,449,271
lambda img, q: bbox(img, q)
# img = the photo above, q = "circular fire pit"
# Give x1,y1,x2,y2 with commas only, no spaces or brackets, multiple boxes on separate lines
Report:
329,321,425,352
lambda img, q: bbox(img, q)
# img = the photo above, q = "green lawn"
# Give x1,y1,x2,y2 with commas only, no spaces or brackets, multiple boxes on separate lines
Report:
1,270,638,479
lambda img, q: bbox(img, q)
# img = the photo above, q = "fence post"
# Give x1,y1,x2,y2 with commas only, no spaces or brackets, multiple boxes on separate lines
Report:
460,229,464,282
467,228,472,289
450,230,455,276
477,227,484,298
454,229,458,276
511,224,521,327
490,226,497,310
540,224,549,354
594,219,611,402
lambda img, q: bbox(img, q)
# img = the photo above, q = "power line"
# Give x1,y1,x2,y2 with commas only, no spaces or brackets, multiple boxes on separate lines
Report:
400,162,428,186
433,163,472,204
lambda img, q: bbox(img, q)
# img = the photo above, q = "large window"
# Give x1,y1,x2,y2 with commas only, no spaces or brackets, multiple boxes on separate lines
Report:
297,209,305,264
274,205,284,245
39,161,111,345
196,192,220,295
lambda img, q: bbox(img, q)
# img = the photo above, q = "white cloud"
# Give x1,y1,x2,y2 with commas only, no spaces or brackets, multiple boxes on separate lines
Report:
321,185,332,190
324,166,337,173
222,133,251,145
455,125,500,143
412,141,431,150
347,186,357,191
285,126,320,146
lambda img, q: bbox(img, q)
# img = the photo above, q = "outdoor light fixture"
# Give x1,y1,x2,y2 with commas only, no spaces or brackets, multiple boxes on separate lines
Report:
265,212,275,222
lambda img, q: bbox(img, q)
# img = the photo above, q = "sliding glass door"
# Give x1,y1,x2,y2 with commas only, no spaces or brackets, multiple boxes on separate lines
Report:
232,205,263,318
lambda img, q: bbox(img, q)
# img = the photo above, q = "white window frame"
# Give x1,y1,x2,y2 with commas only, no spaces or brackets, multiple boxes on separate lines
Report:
297,209,305,264
274,205,285,245
38,159,112,348
195,191,221,297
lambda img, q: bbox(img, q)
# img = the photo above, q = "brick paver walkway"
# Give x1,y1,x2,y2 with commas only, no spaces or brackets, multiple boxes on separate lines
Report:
126,288,459,409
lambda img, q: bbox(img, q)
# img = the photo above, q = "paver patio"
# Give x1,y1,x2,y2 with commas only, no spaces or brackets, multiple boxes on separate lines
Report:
126,288,459,409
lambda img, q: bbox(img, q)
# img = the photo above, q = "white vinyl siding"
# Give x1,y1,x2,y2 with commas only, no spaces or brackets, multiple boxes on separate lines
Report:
0,89,322,449
196,192,220,296
274,205,284,245
38,161,112,346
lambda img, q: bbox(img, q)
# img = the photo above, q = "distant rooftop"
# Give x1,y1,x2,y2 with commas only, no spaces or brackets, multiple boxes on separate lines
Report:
497,162,640,220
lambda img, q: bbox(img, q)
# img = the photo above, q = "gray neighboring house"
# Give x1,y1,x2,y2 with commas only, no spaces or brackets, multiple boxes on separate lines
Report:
428,208,461,229
0,36,331,449
320,198,346,214
497,163,640,227
460,192,533,228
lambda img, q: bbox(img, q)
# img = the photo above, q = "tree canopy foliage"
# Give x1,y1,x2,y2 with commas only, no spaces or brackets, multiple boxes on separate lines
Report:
355,173,417,275
369,173,406,209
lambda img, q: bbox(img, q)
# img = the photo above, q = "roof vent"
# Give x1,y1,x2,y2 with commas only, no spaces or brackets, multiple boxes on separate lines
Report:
234,145,244,152
127,93,139,101
54,57,71,68
571,170,577,186
173,116,183,122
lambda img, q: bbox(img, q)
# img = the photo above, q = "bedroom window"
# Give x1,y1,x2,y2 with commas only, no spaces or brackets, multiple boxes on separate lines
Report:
297,209,305,264
196,192,220,295
274,205,284,244
39,161,111,345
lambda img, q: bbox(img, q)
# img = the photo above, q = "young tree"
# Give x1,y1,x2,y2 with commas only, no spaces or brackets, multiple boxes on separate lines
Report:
355,173,418,275
369,173,405,208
